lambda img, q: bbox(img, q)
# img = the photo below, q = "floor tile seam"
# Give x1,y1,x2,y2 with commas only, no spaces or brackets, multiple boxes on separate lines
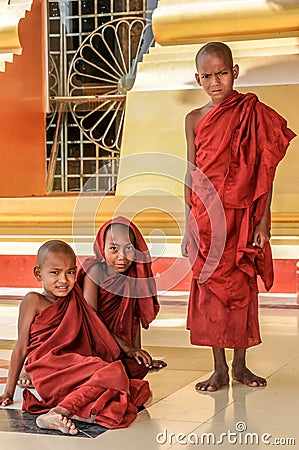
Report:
266,354,299,379
148,366,212,371
150,368,212,372
167,402,236,449
147,385,200,408
146,369,218,410
167,425,211,449
225,352,299,381
149,418,208,426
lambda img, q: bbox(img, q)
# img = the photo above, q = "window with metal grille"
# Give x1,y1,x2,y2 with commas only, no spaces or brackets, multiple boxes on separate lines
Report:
46,0,156,193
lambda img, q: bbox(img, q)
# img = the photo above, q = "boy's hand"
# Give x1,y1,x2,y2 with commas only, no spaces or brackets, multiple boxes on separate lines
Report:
126,347,153,368
0,393,13,407
181,233,189,257
252,222,270,249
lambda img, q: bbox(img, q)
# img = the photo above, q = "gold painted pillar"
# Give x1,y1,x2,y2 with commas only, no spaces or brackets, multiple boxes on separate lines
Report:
153,0,299,45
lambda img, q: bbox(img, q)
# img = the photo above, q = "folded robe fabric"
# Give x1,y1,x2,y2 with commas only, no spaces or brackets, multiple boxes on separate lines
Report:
187,90,296,348
77,216,159,346
22,284,151,429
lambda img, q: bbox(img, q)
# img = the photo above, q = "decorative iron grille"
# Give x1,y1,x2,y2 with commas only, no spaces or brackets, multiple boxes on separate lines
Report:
46,0,156,193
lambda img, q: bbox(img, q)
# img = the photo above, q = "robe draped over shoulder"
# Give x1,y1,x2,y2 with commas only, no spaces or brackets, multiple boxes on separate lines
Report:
187,90,296,348
77,216,159,346
23,284,150,429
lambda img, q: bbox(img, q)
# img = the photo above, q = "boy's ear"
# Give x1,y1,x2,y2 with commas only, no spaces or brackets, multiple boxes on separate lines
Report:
33,265,42,282
232,64,239,80
195,72,201,86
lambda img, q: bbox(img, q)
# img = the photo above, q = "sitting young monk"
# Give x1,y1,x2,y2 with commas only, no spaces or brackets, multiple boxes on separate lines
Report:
0,240,150,435
77,216,166,375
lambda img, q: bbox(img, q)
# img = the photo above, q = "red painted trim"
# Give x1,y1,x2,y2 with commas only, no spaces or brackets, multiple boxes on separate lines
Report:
0,255,297,293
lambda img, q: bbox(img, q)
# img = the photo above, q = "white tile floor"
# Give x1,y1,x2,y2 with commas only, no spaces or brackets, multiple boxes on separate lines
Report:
0,303,299,449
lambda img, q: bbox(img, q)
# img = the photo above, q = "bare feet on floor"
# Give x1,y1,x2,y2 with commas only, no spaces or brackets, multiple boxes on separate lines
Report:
17,370,34,388
149,360,167,370
232,366,267,387
195,371,229,392
36,408,78,435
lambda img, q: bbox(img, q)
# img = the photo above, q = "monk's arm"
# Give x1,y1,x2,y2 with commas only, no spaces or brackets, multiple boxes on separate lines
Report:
181,113,196,257
0,294,38,406
111,331,152,368
82,265,100,311
252,185,272,248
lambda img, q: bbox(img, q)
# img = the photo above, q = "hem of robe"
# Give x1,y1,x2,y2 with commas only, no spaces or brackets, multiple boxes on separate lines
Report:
57,374,150,429
187,278,261,349
23,357,151,429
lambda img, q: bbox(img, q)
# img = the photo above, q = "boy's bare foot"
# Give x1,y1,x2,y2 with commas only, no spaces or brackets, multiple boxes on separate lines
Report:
150,360,167,370
17,370,34,388
232,366,267,387
36,408,78,435
195,371,229,392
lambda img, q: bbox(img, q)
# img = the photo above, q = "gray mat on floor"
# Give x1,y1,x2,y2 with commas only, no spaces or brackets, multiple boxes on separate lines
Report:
0,409,107,438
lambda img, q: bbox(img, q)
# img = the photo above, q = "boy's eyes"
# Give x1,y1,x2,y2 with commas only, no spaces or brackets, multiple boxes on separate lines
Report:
49,270,76,275
108,245,134,253
201,71,228,79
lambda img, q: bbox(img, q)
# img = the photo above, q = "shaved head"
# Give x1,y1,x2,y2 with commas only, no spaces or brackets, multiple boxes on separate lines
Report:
196,42,233,70
37,240,76,266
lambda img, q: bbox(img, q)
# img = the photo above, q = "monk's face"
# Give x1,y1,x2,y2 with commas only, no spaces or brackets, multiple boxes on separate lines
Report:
34,250,77,300
104,225,136,273
195,52,239,104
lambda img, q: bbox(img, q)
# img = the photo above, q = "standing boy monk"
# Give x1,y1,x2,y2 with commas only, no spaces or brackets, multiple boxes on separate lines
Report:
181,42,296,392
0,240,150,434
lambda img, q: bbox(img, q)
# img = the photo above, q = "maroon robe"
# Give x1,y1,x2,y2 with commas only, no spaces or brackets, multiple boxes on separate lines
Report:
187,90,296,348
22,284,150,429
77,216,159,377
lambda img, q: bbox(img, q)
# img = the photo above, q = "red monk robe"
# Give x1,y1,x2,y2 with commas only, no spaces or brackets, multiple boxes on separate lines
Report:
187,90,296,349
22,283,150,429
77,216,159,376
